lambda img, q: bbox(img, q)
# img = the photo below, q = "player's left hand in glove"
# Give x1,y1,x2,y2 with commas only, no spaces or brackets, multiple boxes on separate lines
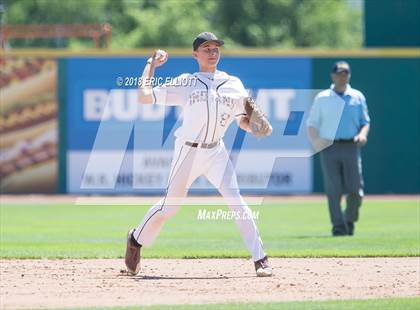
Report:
244,97,273,138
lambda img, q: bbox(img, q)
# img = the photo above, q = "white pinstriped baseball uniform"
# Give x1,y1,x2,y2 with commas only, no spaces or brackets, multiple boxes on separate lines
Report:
132,70,266,261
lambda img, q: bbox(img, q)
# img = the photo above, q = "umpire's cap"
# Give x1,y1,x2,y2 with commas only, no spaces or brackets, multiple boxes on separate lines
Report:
332,61,351,74
193,32,224,51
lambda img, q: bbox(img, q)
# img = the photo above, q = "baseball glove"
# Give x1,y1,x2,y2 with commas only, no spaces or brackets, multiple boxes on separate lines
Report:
244,97,273,138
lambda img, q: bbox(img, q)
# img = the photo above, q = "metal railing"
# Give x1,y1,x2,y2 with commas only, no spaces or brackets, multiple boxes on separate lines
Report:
0,23,112,48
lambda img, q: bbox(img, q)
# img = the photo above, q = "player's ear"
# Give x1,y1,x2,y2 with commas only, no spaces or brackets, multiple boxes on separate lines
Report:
192,51,198,59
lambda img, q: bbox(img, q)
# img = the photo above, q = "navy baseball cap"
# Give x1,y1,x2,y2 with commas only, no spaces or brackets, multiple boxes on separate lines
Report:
193,32,224,51
332,61,351,73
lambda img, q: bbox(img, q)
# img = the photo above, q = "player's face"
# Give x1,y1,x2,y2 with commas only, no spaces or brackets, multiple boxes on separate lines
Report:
331,71,351,87
193,42,221,71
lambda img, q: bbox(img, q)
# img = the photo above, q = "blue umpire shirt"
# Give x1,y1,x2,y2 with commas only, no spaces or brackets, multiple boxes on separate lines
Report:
306,84,370,140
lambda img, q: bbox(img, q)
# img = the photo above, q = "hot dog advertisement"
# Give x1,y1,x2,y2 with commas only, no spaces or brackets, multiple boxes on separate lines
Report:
0,57,58,193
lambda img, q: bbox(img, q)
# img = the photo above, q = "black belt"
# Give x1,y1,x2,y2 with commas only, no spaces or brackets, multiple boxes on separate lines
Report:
334,139,355,144
185,141,219,149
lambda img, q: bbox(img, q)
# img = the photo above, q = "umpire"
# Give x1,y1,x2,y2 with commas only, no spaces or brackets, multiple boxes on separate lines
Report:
306,61,370,236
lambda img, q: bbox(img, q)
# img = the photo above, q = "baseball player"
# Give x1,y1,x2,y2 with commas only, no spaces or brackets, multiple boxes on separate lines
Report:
125,32,273,277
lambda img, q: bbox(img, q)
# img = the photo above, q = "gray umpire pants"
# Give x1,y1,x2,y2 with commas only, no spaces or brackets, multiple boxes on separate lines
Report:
320,142,364,230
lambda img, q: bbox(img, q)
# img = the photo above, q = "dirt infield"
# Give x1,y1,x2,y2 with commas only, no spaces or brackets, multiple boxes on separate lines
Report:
1,257,419,309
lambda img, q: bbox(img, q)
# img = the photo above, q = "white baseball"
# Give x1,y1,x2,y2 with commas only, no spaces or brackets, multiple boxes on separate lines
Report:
154,49,167,60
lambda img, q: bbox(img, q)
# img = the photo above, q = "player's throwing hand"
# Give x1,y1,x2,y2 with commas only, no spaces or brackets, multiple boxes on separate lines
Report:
149,49,168,67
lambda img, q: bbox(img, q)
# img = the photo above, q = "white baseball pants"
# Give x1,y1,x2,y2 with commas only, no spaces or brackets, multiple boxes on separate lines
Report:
132,139,266,261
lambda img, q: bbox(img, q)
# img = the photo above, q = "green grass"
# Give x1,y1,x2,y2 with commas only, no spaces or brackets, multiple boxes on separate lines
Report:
0,199,419,258
47,297,420,310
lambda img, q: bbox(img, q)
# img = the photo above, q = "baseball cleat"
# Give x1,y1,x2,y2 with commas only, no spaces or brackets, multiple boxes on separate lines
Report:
254,256,273,277
125,228,142,275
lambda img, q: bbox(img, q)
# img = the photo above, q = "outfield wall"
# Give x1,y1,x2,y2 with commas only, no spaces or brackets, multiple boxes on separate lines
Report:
312,57,420,194
59,56,314,195
1,49,418,194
